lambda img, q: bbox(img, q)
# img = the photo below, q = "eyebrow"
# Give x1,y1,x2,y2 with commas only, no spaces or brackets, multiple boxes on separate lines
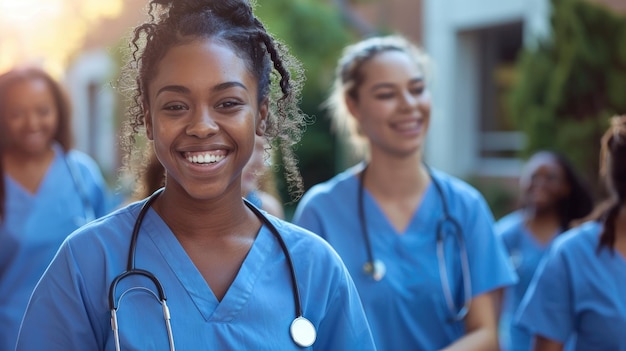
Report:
156,81,248,97
370,77,424,91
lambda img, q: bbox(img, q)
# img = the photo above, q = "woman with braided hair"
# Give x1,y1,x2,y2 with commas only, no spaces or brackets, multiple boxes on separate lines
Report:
15,0,375,349
516,115,626,351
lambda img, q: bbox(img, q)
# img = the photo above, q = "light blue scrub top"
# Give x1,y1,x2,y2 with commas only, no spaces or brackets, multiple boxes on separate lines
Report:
495,211,559,351
516,221,626,351
15,199,376,350
293,164,517,350
0,144,112,351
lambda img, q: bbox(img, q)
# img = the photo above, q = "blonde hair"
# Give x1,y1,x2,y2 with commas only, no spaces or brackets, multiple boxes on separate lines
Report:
323,35,431,160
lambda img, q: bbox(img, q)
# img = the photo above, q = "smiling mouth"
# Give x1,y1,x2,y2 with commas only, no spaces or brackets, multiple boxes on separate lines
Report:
183,152,226,164
393,119,423,132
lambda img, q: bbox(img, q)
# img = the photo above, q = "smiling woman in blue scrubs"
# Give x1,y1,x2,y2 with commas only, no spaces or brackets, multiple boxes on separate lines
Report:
516,115,626,351
496,151,593,351
15,1,375,350
293,35,517,351
0,67,112,351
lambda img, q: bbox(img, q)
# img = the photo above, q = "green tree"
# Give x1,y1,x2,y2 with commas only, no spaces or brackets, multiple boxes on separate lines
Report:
255,0,355,212
508,0,626,195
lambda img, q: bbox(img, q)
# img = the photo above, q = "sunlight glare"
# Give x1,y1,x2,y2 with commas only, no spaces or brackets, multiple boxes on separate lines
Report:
0,0,123,77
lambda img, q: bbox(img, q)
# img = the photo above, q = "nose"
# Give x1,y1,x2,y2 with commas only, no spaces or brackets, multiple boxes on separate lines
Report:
400,90,431,117
186,107,218,137
24,111,40,131
400,91,419,110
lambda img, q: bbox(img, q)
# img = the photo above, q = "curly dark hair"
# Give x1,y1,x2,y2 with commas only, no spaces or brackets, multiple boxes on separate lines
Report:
118,0,306,199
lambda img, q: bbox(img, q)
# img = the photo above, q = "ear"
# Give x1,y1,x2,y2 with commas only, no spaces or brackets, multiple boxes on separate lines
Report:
345,94,360,121
256,98,269,136
144,101,154,141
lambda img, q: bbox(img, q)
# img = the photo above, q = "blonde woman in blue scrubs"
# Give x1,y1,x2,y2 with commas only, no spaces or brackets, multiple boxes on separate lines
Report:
293,35,517,351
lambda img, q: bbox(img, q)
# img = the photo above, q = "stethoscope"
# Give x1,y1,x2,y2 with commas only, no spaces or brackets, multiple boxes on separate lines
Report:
65,155,96,225
358,164,472,321
108,188,317,350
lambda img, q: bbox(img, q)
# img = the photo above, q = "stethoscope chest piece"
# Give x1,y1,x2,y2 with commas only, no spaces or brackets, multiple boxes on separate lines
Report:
363,259,386,281
290,316,316,347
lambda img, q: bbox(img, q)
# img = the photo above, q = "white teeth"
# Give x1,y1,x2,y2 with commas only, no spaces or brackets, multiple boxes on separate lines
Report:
186,153,225,164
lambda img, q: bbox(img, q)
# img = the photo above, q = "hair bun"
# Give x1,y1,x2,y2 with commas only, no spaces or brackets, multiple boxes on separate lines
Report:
153,0,254,25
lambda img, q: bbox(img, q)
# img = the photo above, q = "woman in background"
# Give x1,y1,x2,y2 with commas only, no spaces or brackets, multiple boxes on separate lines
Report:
516,115,626,350
293,34,517,351
0,67,112,350
496,151,593,351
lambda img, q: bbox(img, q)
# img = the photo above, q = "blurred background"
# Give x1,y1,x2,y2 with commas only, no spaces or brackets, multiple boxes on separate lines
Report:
2,0,625,219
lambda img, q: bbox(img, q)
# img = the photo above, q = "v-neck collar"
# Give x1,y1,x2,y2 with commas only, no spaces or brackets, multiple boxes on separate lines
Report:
142,208,274,322
358,175,435,237
5,144,62,197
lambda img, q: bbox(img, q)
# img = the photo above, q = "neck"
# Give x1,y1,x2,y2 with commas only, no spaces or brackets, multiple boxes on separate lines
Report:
524,206,561,223
153,186,259,243
3,146,55,167
523,208,563,243
363,153,428,198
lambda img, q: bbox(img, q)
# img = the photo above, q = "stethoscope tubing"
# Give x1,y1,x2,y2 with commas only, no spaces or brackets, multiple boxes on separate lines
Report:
358,163,472,321
108,188,311,349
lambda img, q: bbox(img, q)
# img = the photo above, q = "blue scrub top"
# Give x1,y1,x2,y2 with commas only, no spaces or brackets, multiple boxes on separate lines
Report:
0,144,112,351
495,211,559,351
293,164,517,350
516,221,626,351
15,200,376,350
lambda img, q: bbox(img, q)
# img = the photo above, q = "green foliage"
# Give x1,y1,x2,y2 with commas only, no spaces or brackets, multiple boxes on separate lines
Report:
255,0,356,210
508,0,626,193
468,177,519,221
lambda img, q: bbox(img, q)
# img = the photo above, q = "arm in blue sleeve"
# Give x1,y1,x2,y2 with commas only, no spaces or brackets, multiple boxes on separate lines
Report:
515,246,573,343
16,242,103,351
314,268,376,351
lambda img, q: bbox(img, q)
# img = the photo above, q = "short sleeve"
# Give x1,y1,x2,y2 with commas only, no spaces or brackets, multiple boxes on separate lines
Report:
515,245,573,343
464,193,518,295
314,266,376,350
67,150,115,217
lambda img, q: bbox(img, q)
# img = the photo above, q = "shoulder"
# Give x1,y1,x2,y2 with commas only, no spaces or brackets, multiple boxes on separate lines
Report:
495,211,524,237
550,220,601,257
266,216,345,267
430,169,483,200
297,164,362,208
429,168,490,212
66,149,101,170
64,149,106,183
62,201,142,255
